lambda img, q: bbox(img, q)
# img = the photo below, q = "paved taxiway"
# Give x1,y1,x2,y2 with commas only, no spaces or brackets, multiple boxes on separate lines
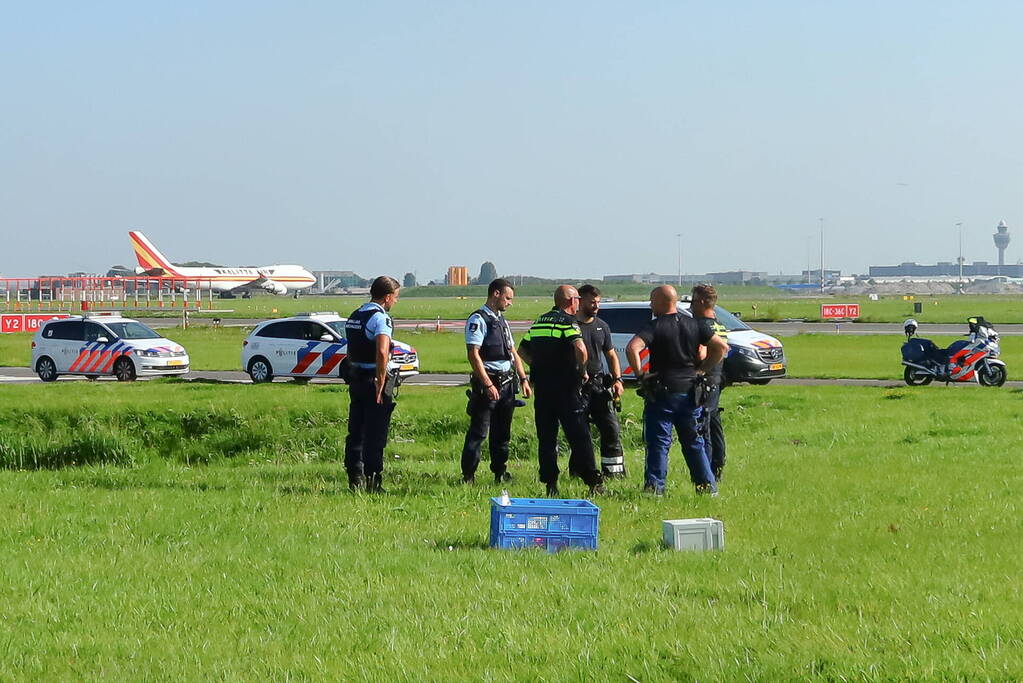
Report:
2,366,1019,389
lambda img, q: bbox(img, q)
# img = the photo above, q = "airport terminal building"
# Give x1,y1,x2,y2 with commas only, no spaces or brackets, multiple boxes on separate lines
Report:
868,262,1023,278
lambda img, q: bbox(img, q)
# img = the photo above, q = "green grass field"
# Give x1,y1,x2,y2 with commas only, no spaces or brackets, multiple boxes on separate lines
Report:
0,381,1021,678
3,328,1020,380
9,291,1023,324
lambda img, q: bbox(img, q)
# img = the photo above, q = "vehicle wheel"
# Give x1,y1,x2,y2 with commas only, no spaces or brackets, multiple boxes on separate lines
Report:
903,367,933,386
978,364,1007,387
114,357,137,382
749,379,772,385
248,357,273,383
36,357,58,382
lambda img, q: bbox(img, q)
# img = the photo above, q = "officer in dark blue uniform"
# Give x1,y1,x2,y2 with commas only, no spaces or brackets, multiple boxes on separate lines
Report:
461,278,532,484
518,285,604,497
344,276,401,493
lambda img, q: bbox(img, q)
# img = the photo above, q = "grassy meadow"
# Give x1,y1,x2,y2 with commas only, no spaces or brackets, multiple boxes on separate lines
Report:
0,381,1022,678
8,291,1023,324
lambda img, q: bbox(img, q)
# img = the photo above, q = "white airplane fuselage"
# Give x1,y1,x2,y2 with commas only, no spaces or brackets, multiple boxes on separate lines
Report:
129,231,316,295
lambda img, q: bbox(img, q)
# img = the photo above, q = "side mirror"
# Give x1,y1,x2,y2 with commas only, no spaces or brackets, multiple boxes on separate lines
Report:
96,336,109,343
320,334,334,342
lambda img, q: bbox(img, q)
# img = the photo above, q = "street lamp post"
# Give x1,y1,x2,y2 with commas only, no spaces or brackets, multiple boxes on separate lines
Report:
956,222,964,293
819,218,825,294
676,233,682,286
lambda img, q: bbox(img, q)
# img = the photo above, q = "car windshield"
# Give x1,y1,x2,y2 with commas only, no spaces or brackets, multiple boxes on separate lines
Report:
104,321,162,339
678,304,750,332
324,321,347,337
712,306,750,331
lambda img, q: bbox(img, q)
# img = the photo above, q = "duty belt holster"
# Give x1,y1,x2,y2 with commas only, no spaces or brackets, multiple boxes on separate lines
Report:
691,375,711,407
466,370,514,414
382,369,402,402
636,372,665,401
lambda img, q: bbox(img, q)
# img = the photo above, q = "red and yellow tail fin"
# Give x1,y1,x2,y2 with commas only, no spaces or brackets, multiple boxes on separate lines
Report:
129,231,180,275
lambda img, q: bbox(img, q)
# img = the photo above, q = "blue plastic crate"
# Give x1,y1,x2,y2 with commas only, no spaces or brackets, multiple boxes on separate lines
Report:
489,497,600,552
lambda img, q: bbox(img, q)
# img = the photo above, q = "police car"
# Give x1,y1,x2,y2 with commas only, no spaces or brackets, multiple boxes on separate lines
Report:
599,300,786,385
31,314,189,382
241,312,420,383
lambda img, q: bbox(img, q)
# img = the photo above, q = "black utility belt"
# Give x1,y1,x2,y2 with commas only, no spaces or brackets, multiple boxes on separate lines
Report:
480,370,515,386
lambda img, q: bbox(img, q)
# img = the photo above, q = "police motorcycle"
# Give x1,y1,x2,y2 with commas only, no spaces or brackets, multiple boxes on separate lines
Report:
901,317,1007,387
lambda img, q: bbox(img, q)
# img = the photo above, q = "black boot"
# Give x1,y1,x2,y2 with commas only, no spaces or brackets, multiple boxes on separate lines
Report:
545,480,559,498
348,473,366,491
366,473,386,493
587,472,605,496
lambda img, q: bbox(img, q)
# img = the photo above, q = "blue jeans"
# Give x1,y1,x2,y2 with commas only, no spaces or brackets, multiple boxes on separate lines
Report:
643,391,716,491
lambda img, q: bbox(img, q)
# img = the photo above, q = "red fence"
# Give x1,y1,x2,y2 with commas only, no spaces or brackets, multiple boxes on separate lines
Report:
0,276,217,313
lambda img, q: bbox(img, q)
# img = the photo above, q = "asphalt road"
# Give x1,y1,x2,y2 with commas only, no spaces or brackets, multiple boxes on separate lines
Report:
3,366,1020,389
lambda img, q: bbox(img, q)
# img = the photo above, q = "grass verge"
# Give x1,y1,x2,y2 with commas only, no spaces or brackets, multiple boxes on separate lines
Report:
0,382,1021,678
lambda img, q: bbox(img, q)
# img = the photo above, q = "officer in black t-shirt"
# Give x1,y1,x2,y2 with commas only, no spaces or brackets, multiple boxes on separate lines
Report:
576,284,626,477
626,285,728,495
690,284,727,482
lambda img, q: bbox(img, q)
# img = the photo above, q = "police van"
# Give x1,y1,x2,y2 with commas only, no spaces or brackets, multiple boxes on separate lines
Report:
599,300,786,385
31,314,189,382
241,312,420,383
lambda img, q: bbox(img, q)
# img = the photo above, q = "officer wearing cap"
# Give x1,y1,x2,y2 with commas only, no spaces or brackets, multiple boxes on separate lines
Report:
461,278,531,484
576,284,626,478
518,285,603,497
626,284,727,495
344,275,401,493
689,283,727,482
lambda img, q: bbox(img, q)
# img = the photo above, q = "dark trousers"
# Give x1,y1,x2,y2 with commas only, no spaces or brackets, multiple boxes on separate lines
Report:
461,375,516,478
700,383,726,475
344,370,396,477
583,383,624,474
534,384,600,486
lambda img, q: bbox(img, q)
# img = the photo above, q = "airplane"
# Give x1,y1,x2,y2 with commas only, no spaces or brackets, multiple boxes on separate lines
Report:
128,231,317,295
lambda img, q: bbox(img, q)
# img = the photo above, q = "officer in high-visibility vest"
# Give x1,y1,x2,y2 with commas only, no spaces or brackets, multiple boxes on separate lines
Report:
461,278,531,484
344,275,401,493
518,285,603,497
690,284,727,482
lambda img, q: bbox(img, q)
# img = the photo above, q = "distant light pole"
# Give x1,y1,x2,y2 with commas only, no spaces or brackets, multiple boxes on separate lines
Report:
806,235,812,284
676,233,682,286
819,218,825,294
956,221,964,293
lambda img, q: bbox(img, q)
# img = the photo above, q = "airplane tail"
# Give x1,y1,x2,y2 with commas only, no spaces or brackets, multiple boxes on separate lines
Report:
128,231,180,276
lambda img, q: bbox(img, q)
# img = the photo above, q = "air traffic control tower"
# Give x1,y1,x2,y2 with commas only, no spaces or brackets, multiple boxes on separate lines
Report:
994,219,1011,268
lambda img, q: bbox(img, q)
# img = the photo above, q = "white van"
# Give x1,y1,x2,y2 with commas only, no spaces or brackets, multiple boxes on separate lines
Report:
598,300,786,385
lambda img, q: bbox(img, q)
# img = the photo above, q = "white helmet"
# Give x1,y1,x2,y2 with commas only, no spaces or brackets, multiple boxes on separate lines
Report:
903,318,918,337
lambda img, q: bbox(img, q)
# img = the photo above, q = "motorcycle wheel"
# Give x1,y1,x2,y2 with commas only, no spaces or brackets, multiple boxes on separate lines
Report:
904,367,933,386
978,364,1007,387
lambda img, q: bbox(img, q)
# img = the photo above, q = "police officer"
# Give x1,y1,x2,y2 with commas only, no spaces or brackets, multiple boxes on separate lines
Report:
690,284,727,482
344,276,401,493
518,285,603,497
626,285,727,495
575,284,626,478
461,278,531,484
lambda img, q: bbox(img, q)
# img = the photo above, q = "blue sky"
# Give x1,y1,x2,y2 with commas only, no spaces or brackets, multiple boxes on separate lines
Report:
3,2,1022,280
